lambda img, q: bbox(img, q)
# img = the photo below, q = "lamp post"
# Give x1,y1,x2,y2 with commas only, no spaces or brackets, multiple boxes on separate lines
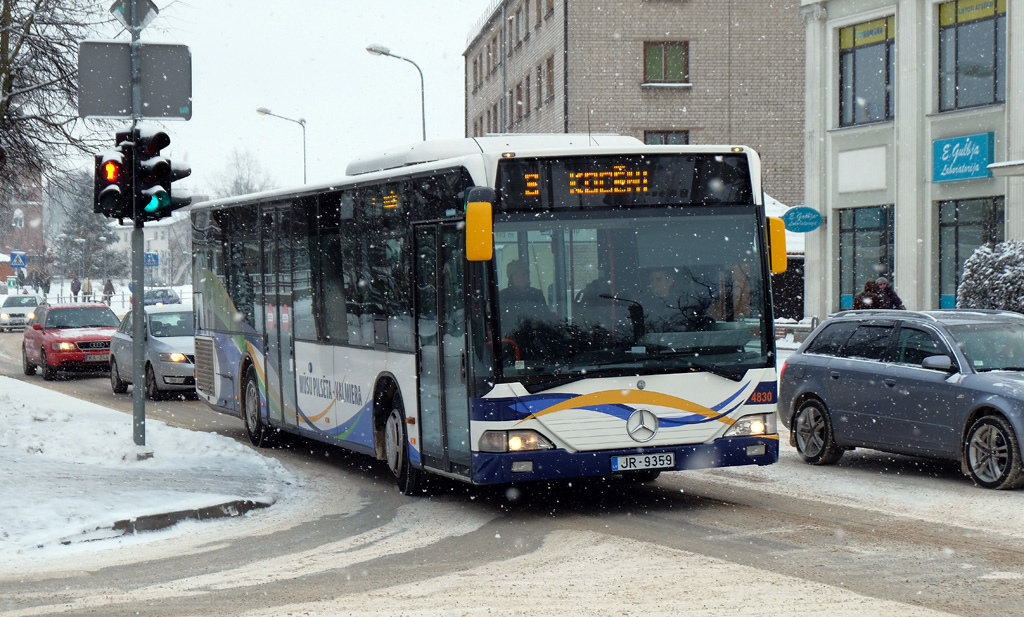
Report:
256,107,307,183
366,43,426,141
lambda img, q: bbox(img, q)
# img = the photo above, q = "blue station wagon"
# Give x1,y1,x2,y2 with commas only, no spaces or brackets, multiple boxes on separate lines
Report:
778,309,1024,490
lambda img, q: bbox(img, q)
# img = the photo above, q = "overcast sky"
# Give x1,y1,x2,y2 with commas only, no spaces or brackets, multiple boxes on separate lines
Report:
86,0,491,196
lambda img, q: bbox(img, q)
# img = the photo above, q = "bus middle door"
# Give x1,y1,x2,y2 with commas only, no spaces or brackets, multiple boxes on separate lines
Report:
414,224,471,478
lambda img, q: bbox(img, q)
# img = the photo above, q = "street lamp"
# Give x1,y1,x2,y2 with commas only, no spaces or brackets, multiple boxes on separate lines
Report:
366,43,426,141
256,107,307,183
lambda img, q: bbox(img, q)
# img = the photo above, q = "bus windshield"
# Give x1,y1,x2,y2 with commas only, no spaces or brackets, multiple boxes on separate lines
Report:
493,207,770,386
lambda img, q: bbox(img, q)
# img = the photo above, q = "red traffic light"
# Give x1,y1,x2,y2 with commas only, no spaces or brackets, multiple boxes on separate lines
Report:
103,160,121,183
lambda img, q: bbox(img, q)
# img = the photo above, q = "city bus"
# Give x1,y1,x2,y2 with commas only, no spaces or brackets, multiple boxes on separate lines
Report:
191,134,787,494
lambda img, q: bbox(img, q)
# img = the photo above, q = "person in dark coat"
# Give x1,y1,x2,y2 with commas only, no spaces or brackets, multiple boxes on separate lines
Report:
102,279,115,305
853,280,883,310
70,276,81,302
876,277,905,309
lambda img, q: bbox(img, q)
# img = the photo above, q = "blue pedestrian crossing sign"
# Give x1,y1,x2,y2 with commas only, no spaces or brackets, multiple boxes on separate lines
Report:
9,252,26,268
144,252,158,267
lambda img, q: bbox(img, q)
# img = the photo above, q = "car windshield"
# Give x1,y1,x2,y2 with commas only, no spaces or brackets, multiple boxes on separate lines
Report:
947,321,1024,371
45,307,120,329
2,296,37,308
492,207,771,385
148,311,194,337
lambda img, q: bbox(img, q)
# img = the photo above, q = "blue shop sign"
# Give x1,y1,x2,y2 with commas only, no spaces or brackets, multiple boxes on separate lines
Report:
933,133,994,183
781,206,822,233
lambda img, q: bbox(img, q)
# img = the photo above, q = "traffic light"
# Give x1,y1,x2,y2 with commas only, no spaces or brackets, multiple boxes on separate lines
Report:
93,136,132,220
134,127,192,222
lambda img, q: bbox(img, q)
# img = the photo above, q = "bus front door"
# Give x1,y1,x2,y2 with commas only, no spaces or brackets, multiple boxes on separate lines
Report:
415,225,471,478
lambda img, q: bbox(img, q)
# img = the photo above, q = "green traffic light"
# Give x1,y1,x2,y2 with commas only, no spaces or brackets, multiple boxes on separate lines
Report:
143,189,171,213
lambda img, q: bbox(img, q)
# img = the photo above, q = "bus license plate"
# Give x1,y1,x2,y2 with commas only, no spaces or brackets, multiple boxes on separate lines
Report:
611,452,674,472
85,354,110,362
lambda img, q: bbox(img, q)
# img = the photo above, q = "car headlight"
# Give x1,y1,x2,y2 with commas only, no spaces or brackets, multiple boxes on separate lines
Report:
26,311,34,320
723,413,777,437
479,429,555,453
52,341,76,351
0,313,8,320
159,352,188,363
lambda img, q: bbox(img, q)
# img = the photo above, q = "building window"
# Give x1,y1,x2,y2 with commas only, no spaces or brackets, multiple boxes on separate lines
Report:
644,42,688,83
525,74,531,114
938,196,1004,308
839,16,895,126
515,82,524,121
644,131,689,145
939,0,1006,112
537,64,544,106
838,205,895,309
545,56,555,101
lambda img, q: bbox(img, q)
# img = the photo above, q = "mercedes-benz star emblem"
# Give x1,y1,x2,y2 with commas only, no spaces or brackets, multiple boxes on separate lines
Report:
626,409,659,443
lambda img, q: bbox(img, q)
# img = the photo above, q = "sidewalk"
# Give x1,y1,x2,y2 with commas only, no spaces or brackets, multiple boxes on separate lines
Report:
0,376,295,555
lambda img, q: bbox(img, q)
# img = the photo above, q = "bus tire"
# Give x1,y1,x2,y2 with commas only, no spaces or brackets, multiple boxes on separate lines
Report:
242,364,272,447
384,404,424,496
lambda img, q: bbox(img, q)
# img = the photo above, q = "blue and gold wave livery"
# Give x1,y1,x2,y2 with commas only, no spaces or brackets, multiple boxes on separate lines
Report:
473,379,777,427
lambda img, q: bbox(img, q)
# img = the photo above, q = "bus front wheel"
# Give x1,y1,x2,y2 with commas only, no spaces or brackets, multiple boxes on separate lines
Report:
243,365,272,447
384,404,424,496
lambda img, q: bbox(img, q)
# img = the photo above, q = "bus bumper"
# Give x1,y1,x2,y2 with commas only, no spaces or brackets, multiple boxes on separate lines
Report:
470,435,779,485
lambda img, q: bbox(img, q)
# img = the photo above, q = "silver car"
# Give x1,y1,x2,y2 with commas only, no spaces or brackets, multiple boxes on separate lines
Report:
778,309,1024,490
1,294,41,331
109,304,195,399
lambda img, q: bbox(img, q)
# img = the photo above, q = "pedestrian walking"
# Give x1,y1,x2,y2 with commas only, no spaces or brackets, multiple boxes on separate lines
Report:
853,280,883,310
876,277,905,310
70,276,81,302
82,277,93,302
103,279,114,305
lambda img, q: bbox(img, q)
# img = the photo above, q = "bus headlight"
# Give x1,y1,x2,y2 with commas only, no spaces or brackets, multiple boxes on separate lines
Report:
723,413,777,437
479,429,555,453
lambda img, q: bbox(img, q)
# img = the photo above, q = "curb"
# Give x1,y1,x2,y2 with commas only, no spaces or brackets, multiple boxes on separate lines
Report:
113,498,274,534
59,498,274,545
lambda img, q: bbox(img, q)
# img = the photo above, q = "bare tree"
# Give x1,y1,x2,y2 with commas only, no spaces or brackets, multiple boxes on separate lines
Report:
0,0,110,198
46,171,127,283
209,148,276,199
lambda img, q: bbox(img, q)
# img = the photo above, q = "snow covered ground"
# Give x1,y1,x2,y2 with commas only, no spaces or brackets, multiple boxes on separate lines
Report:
2,348,1022,615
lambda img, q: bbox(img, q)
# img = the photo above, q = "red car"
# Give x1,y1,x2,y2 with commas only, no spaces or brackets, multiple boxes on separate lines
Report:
22,302,121,381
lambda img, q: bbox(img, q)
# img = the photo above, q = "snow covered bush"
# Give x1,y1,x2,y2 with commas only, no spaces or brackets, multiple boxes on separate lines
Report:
957,241,1024,313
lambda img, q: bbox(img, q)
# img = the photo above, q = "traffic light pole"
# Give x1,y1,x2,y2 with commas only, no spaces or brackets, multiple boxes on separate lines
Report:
128,0,147,448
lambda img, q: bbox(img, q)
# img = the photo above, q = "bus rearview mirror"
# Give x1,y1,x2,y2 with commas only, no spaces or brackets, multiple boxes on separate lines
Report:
465,188,494,262
767,216,787,274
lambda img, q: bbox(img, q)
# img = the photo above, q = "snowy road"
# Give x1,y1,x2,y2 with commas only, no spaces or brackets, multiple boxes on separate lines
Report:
1,334,1023,616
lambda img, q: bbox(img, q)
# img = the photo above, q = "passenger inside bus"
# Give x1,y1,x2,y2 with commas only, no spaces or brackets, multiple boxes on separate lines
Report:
640,267,715,333
501,260,546,305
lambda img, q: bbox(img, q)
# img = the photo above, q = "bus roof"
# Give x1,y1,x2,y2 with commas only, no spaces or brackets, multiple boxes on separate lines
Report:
191,135,761,211
344,134,643,176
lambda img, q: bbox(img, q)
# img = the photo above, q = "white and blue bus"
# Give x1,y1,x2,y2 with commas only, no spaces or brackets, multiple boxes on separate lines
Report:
191,134,787,494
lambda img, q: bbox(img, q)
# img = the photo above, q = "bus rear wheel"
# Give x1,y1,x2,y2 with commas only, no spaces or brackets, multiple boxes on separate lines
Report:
243,365,272,447
384,404,424,496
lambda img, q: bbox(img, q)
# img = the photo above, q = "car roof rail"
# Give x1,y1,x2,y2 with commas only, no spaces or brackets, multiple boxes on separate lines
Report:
831,309,938,321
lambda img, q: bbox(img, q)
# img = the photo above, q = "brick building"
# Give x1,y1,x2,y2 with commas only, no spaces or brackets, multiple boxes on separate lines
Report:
0,172,45,281
463,0,806,206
